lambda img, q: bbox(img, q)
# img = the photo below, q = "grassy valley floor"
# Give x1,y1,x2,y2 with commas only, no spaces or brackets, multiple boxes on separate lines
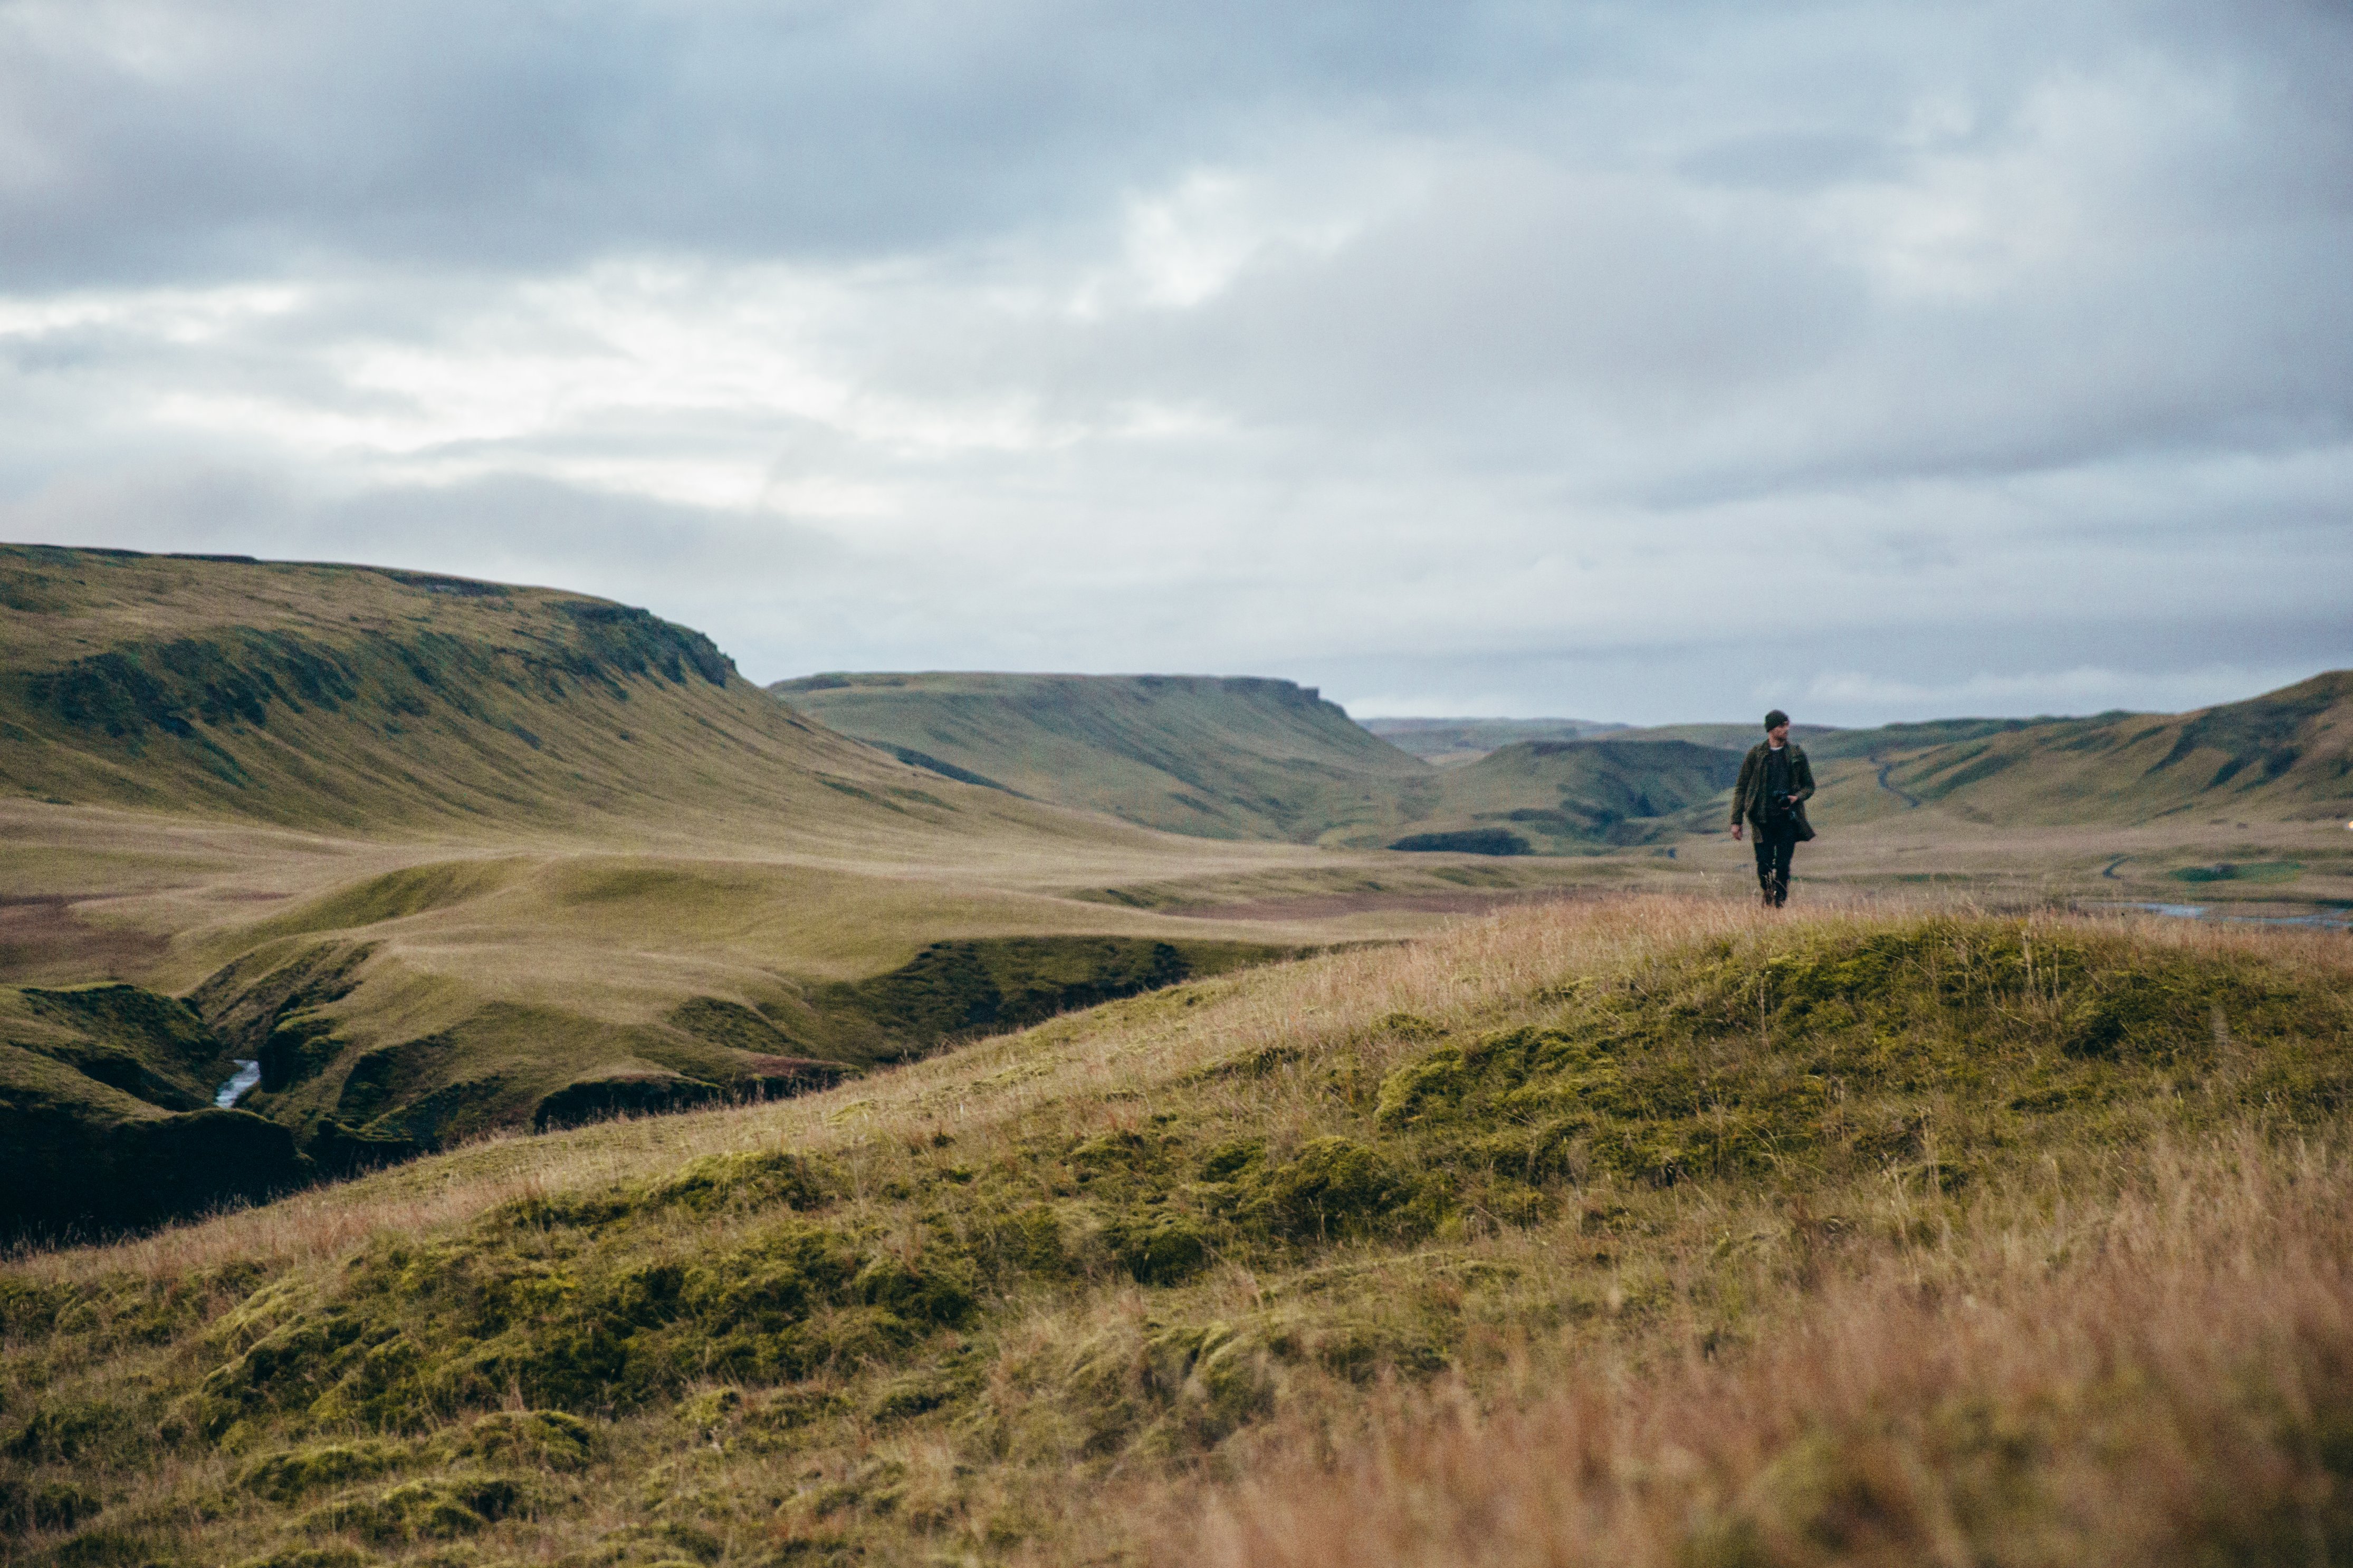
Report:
0,790,1642,1238
6,893,2352,1566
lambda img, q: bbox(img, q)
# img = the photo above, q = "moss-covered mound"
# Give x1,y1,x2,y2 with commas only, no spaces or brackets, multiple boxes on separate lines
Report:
1372,917,2352,1191
159,919,2353,1431
6,912,2351,1566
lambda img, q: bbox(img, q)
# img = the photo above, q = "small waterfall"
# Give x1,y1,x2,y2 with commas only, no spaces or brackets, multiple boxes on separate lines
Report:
215,1060,262,1109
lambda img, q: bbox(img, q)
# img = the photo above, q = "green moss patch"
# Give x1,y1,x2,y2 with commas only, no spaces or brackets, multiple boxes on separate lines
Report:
12,913,2353,1567
184,1162,978,1432
1374,918,2351,1198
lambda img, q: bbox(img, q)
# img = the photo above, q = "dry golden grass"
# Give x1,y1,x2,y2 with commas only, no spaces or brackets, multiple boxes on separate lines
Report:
11,890,2353,1568
17,890,2339,1286
1182,1131,2353,1568
4,891,1794,1283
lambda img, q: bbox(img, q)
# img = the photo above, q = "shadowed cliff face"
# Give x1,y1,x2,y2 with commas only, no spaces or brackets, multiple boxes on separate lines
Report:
0,983,309,1240
1,934,1308,1240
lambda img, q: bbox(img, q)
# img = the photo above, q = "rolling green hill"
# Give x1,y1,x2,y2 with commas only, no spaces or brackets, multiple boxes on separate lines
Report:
0,544,1000,842
8,899,2352,1566
1804,673,2353,828
1603,720,1839,751
772,671,1440,843
1563,676,2352,845
1796,715,2055,762
1886,671,2353,822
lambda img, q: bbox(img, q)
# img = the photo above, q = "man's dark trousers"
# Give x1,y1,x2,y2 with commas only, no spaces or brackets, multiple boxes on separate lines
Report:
1753,817,1798,906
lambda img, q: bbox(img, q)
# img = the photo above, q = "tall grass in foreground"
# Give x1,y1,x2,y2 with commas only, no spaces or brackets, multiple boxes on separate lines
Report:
1189,1135,2353,1568
11,894,2353,1568
5,893,1792,1286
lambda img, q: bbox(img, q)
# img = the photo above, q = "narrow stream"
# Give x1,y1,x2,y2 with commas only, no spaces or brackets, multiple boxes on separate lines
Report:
214,1060,261,1109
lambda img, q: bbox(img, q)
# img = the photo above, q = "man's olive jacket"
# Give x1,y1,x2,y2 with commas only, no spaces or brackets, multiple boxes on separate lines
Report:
1731,740,1817,840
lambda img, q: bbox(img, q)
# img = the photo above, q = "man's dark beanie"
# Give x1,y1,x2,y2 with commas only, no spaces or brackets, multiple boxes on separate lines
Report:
1764,709,1790,730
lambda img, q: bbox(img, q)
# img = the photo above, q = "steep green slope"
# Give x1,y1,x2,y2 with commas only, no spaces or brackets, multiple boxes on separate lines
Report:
6,902,2350,1565
771,671,1439,843
0,545,988,840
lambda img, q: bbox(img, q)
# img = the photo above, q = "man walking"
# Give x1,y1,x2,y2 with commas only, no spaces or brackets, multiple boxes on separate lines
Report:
1730,709,1815,907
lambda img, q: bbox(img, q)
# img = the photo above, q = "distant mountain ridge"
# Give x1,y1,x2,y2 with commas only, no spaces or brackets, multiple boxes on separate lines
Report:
1384,738,1745,852
776,672,1755,852
1845,672,2353,824
773,671,1440,844
1383,676,2353,829
1361,716,1627,766
786,669,2353,855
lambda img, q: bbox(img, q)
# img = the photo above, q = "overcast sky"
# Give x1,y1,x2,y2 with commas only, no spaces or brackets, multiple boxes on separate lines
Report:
2,0,2347,724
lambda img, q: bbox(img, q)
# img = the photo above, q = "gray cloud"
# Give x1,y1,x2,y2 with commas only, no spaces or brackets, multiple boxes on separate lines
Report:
1,0,2348,725
0,0,1539,284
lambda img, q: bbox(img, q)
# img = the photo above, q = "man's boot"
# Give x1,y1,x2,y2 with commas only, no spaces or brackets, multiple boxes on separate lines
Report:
1771,875,1789,909
1759,870,1778,908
